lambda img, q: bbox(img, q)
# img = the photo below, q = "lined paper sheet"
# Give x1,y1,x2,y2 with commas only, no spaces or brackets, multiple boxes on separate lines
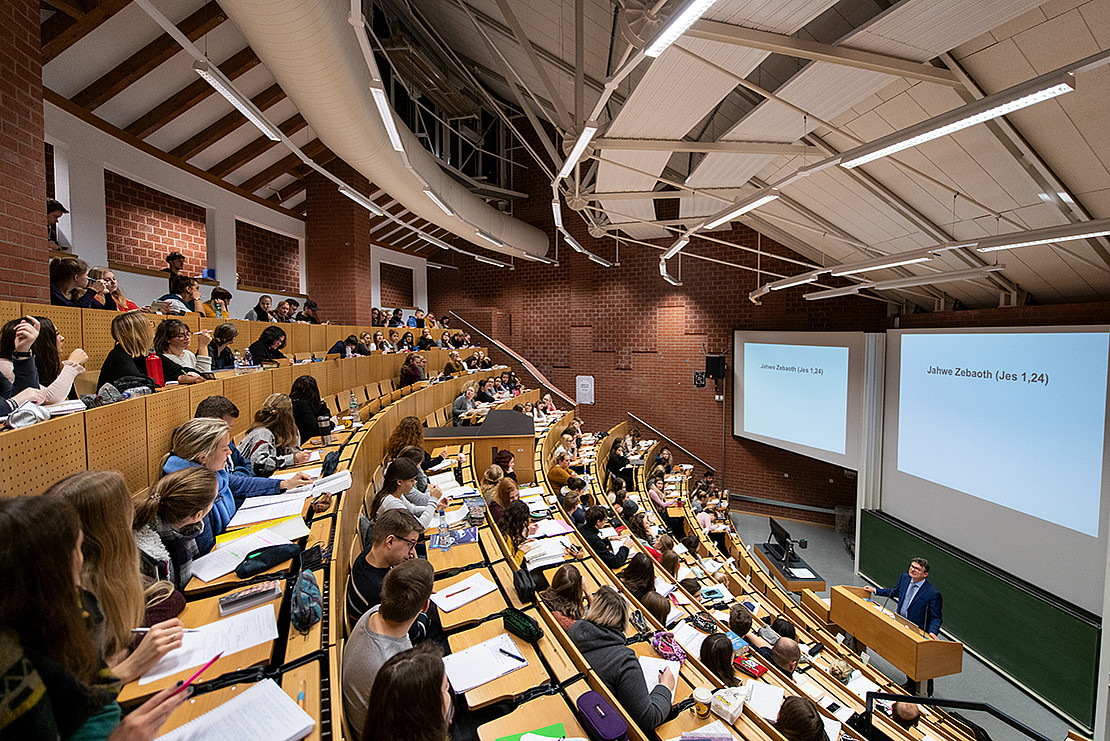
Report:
430,572,498,612
638,656,681,689
442,633,528,692
140,605,278,684
671,622,709,655
745,681,785,720
192,529,292,582
156,678,313,741
273,467,321,481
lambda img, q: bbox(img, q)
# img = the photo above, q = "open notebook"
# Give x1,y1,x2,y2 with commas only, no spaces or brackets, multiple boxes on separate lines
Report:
156,678,313,741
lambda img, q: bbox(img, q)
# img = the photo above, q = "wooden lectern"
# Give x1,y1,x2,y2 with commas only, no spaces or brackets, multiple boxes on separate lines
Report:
830,585,963,681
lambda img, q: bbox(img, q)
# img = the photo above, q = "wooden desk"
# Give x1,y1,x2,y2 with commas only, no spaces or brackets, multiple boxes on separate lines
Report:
435,568,508,630
829,586,962,681
800,589,836,630
119,600,277,702
477,688,589,741
281,662,322,741
427,538,483,574
754,543,827,593
447,621,549,709
154,684,247,735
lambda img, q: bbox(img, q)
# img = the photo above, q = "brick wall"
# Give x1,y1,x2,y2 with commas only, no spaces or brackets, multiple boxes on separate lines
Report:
303,163,372,325
0,0,48,301
104,171,208,273
380,263,414,308
45,143,55,200
236,220,299,294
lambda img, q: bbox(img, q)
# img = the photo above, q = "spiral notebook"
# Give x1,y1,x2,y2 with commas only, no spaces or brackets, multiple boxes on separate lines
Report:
156,678,313,741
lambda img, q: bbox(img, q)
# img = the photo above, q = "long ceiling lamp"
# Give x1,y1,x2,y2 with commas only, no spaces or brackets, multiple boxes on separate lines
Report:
338,186,385,216
645,0,721,57
194,60,281,141
840,71,1076,169
973,217,1110,253
370,85,406,153
829,253,933,277
659,259,682,286
804,265,1006,300
703,191,780,230
557,123,599,180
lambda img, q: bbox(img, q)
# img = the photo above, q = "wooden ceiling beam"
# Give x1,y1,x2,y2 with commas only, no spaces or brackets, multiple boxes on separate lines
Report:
208,113,307,178
43,0,87,21
43,0,132,63
169,83,286,160
124,46,260,139
71,1,226,110
237,138,328,194
267,178,308,204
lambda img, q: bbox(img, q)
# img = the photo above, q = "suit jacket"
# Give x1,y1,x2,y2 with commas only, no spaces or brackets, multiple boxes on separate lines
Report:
875,574,942,635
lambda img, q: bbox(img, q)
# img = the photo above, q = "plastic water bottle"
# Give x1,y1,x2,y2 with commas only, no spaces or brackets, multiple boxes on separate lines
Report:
438,509,451,552
121,386,152,399
233,350,242,368
349,391,359,423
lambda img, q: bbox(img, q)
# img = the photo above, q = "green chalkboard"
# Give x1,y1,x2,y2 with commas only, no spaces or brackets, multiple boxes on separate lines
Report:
859,510,1099,730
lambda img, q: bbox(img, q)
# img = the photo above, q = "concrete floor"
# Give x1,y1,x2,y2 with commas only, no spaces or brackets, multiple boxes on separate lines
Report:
729,510,1081,741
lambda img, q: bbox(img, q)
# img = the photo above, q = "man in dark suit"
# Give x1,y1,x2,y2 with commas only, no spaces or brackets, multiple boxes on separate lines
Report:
866,557,942,694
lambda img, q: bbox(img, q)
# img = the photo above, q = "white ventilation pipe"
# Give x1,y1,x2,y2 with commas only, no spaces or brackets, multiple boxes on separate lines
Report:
217,0,548,257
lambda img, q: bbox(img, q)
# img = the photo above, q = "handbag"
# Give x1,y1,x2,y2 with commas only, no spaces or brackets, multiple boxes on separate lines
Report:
512,567,537,603
575,690,628,741
502,607,544,642
650,631,687,664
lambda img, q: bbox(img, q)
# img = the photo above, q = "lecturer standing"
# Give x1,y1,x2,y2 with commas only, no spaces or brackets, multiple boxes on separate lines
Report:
866,557,942,695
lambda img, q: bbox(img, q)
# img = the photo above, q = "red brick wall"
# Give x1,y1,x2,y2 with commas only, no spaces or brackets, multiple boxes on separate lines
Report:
104,171,207,273
0,0,48,301
303,163,372,325
236,220,299,294
379,263,414,308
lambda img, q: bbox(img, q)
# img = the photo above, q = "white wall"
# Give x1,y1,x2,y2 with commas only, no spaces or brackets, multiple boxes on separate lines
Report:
44,101,306,312
371,245,427,318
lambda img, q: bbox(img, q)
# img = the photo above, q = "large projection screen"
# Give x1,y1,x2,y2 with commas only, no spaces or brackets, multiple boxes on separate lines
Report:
882,327,1110,614
733,331,867,469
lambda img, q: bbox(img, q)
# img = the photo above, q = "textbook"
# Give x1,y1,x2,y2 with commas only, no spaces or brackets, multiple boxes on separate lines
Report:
156,678,313,741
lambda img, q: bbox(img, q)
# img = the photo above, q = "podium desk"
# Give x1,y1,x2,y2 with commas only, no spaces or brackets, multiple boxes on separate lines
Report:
754,543,827,593
830,586,962,682
424,410,535,483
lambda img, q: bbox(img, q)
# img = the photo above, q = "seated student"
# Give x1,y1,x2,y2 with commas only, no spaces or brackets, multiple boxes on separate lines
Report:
769,616,798,641
488,476,518,525
98,311,155,390
607,441,635,492
247,325,288,364
553,432,581,467
547,451,573,490
660,549,681,579
579,505,633,569
347,509,424,628
0,316,85,403
492,449,516,482
365,331,384,352
655,447,674,475
395,331,414,352
289,374,335,443
749,633,802,677
153,319,208,384
383,416,447,473
473,378,495,403
0,317,45,413
202,287,232,319
273,300,294,323
357,332,376,355
88,267,139,312
156,275,203,315
206,322,238,370
618,552,655,601
0,496,189,741
405,309,424,328
344,558,435,733
387,308,405,327
640,591,671,628
194,395,253,477
569,586,675,730
626,513,661,560
561,477,588,526
50,256,116,309
383,329,401,353
239,393,312,476
44,471,185,685
361,643,451,741
329,335,359,358
774,696,827,741
394,446,443,505
134,467,218,591
244,294,274,321
451,382,477,425
478,464,504,506
294,299,322,324
161,418,311,554
449,331,467,349
438,331,452,349
540,564,589,630
371,308,384,326
368,459,446,530
416,328,437,351
498,500,537,566
700,634,741,687
398,353,423,387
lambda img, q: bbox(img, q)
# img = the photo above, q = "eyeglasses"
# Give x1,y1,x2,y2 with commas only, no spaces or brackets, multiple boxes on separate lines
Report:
397,535,419,550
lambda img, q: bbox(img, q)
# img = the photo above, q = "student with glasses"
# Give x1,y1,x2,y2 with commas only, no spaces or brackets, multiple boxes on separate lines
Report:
345,509,425,629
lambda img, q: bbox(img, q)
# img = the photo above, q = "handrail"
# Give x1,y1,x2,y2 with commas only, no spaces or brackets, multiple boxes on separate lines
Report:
865,692,1054,741
626,412,714,472
447,311,575,407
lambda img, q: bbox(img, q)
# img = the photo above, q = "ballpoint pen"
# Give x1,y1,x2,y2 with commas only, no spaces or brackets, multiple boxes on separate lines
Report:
444,585,471,598
298,679,306,707
132,627,201,633
499,647,526,662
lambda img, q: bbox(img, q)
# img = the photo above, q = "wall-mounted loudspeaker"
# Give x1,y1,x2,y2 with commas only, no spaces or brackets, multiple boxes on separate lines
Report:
705,355,726,379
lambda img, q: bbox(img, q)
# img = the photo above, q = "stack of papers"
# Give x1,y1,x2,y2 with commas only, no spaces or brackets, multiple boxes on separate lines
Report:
155,678,313,741
141,605,278,684
638,655,680,689
430,572,498,612
847,673,881,698
273,467,321,481
788,567,816,579
284,469,353,497
654,577,676,597
532,519,573,538
671,622,709,655
191,528,292,582
744,681,785,720
525,536,572,569
442,633,528,692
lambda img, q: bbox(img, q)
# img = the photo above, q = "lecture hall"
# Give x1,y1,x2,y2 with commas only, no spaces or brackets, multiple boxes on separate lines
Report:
1,1,1107,741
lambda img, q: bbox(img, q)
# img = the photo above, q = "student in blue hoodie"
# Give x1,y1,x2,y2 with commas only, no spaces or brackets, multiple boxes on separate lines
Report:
159,417,312,554
193,395,254,478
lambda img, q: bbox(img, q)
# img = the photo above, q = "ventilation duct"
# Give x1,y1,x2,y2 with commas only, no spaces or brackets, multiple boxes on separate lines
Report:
216,0,548,257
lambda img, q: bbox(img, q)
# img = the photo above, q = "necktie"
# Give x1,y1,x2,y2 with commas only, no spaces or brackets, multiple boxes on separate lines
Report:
900,582,920,618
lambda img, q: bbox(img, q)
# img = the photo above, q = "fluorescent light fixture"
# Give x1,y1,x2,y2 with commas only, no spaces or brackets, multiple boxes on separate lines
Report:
748,285,770,303
659,259,681,286
803,285,862,300
840,72,1075,169
475,255,511,268
422,188,454,216
475,230,505,248
338,186,385,216
866,265,1005,290
645,0,720,57
829,254,932,277
587,253,613,267
661,237,689,260
557,123,598,180
768,274,818,291
423,235,452,250
370,85,405,153
563,233,586,253
520,252,557,265
704,192,779,229
552,200,563,228
426,262,458,270
974,219,1110,252
194,60,281,141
